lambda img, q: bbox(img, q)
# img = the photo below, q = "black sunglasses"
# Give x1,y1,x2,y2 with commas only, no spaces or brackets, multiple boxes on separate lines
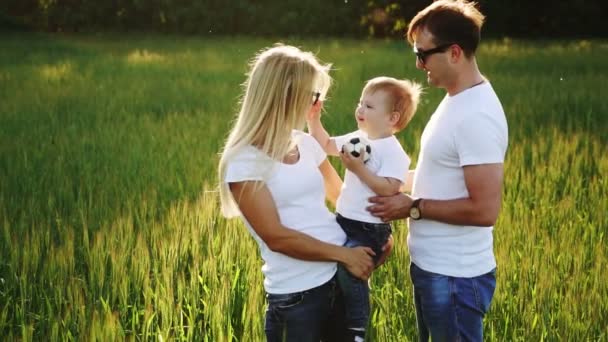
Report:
313,92,321,105
413,43,454,64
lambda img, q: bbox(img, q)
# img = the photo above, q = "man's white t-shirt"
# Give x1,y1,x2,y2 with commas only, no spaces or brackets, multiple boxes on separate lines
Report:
224,131,346,294
409,82,508,278
335,131,410,224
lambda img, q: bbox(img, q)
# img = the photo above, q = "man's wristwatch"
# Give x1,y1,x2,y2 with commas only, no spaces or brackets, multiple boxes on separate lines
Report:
409,198,423,220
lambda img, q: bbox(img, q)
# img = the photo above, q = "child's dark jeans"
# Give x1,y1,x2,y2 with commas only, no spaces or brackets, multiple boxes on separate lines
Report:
335,213,392,338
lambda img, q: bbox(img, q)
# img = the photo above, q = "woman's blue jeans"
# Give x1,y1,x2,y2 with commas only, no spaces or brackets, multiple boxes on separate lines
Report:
264,277,339,342
410,262,496,342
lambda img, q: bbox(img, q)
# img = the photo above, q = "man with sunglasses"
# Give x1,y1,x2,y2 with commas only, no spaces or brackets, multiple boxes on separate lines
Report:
367,1,508,341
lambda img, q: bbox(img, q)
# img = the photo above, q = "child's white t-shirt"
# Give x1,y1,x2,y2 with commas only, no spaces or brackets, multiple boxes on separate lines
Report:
224,131,346,294
409,82,508,278
334,131,410,224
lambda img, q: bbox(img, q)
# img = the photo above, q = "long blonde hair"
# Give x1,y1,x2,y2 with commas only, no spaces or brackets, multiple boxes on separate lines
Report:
218,44,332,217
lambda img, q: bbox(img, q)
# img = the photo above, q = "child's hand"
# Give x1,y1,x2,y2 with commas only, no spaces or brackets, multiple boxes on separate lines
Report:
306,100,323,121
340,146,366,174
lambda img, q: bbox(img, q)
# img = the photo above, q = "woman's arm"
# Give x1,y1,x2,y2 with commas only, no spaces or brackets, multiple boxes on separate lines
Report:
229,181,375,279
318,159,342,206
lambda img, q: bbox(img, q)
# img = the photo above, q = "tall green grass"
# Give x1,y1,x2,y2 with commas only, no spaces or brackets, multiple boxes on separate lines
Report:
0,33,606,340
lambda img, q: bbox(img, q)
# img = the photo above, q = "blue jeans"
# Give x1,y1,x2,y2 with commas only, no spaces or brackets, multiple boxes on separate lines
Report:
335,214,392,337
265,277,339,342
410,262,496,342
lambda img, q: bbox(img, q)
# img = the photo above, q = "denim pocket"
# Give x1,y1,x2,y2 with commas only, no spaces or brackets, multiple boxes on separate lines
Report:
471,269,496,314
267,292,305,309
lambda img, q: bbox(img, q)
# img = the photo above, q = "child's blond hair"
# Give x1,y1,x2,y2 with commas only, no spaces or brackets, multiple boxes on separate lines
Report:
363,77,422,132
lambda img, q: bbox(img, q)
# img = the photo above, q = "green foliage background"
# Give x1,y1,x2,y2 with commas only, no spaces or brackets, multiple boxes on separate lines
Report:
2,0,608,38
0,33,607,340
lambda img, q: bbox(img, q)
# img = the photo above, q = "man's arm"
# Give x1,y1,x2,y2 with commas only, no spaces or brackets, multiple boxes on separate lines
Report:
230,181,375,279
368,163,504,226
419,163,503,226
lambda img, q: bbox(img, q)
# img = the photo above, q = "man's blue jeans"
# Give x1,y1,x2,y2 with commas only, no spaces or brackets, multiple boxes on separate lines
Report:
264,277,338,342
410,262,496,342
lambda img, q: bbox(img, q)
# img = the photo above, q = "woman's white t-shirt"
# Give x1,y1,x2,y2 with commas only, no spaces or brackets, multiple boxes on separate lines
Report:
224,131,347,294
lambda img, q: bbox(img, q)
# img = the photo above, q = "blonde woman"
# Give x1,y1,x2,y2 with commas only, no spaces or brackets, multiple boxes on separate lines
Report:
219,45,376,341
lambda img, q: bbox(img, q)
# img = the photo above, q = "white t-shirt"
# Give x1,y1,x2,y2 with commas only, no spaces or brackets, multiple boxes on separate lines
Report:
334,131,410,223
224,131,347,294
409,82,508,278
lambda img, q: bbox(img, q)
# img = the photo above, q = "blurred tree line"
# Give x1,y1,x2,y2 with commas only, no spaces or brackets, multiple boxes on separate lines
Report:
1,0,606,38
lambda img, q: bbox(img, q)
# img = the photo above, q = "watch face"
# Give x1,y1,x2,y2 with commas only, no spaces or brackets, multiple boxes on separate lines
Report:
410,207,421,220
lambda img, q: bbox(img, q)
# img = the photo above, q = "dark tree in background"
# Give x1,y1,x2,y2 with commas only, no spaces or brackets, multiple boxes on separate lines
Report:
1,0,606,38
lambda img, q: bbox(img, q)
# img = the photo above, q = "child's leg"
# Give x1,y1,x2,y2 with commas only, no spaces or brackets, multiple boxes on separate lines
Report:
336,214,382,340
336,263,369,341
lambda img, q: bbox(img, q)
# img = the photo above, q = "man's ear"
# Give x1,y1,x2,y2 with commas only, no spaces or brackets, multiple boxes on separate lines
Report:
450,45,463,63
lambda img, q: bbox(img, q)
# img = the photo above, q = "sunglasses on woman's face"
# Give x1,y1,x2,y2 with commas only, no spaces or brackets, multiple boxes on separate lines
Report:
413,43,454,64
313,92,321,105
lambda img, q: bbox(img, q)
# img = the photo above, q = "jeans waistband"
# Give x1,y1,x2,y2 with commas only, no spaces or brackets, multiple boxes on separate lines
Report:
266,274,337,298
336,213,391,230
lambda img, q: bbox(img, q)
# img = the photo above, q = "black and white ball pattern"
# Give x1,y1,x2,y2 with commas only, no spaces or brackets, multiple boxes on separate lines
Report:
343,136,372,163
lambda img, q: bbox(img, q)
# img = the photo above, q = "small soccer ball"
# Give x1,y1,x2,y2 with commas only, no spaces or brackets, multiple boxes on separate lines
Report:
343,136,372,163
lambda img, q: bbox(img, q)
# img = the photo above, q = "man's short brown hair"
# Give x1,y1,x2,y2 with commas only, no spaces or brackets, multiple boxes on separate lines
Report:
406,0,485,58
363,77,422,132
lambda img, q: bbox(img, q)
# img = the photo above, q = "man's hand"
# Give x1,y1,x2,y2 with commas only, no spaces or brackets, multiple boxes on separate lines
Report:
367,193,413,222
375,234,394,269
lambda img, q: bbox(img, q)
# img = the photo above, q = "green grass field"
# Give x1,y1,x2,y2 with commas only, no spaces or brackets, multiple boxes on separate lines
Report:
0,33,607,341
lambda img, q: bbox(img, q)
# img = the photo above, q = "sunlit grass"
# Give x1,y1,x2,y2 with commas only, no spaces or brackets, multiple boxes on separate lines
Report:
0,33,607,340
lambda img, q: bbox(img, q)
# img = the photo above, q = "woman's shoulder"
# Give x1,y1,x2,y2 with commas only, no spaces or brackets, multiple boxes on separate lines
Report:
232,145,263,158
293,130,324,152
224,145,273,182
291,129,310,140
292,130,316,148
226,145,271,168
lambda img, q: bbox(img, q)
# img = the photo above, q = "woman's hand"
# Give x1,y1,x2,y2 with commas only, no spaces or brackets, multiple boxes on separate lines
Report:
340,246,375,281
375,234,394,269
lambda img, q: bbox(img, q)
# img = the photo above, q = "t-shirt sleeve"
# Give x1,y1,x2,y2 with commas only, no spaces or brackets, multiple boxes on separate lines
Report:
375,139,410,183
333,134,349,151
454,111,508,166
224,148,267,183
299,132,327,166
333,130,364,151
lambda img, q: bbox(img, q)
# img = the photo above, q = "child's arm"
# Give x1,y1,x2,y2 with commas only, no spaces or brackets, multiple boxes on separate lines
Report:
400,170,415,193
306,103,340,156
319,159,343,207
340,151,402,196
